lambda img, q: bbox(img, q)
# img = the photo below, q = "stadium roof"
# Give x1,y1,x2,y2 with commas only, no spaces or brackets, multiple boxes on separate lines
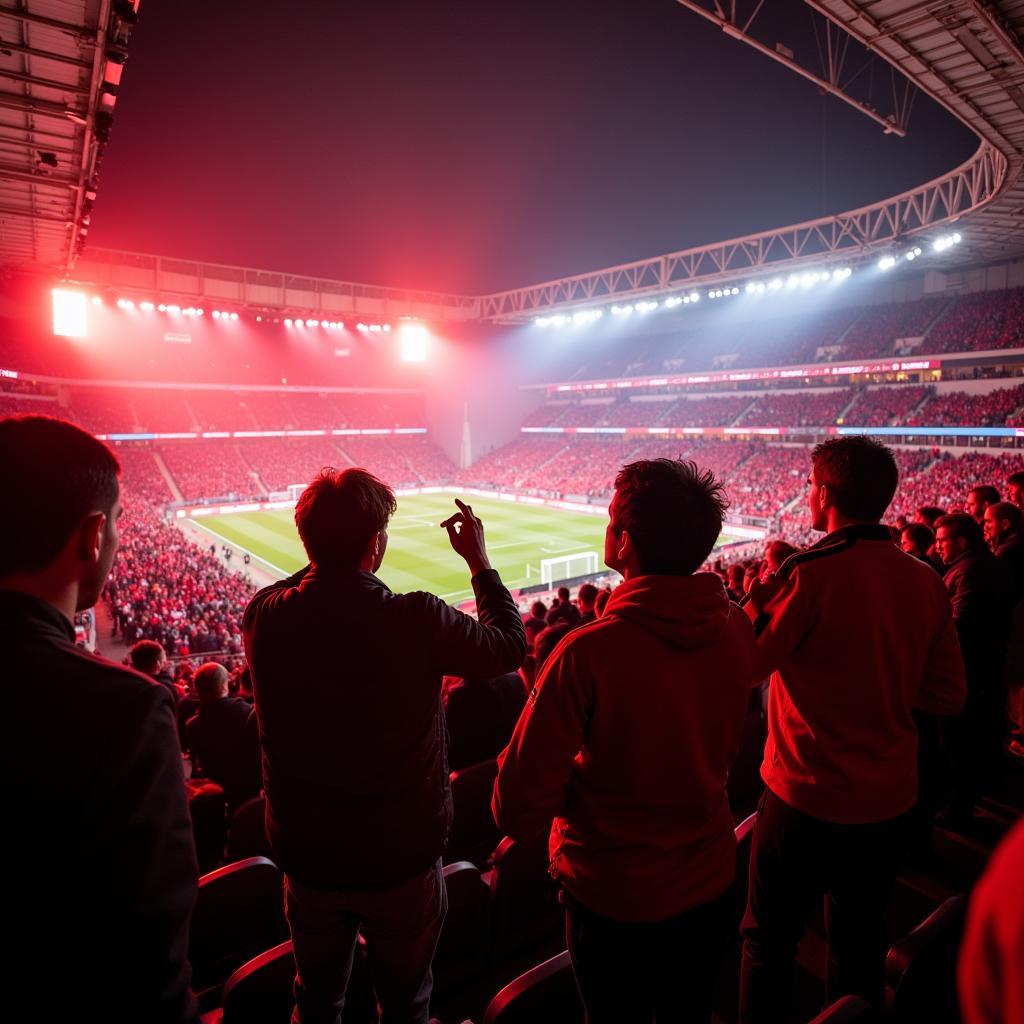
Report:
11,0,1024,321
0,0,138,273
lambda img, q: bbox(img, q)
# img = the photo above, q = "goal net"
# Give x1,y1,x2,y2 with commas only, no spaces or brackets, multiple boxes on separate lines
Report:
538,551,600,586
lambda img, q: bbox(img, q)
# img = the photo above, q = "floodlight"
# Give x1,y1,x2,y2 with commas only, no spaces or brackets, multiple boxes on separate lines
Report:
166,304,181,314
383,324,391,331
52,288,87,338
611,305,633,315
400,322,429,362
689,292,699,302
878,256,897,271
284,318,293,326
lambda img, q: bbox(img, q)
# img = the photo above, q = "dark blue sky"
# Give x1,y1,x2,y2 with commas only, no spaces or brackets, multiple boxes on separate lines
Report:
88,0,978,294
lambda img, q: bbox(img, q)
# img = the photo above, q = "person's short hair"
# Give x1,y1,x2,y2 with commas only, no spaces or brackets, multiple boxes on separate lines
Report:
529,600,547,619
577,583,598,610
764,540,798,572
595,589,611,617
916,506,946,529
1006,471,1024,490
294,467,397,568
969,485,1000,506
0,415,120,576
987,501,1022,531
557,586,570,602
194,662,230,701
936,513,984,548
810,436,898,522
901,522,934,553
129,639,166,674
612,458,728,575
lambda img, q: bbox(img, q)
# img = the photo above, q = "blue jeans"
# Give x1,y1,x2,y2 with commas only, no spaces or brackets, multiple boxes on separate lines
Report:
284,860,447,1024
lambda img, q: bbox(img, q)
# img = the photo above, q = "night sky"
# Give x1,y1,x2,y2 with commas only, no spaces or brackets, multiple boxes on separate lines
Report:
88,0,979,295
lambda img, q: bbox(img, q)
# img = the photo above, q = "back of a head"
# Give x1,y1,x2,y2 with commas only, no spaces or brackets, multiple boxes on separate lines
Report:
613,458,728,575
970,484,1000,507
557,586,570,602
530,600,547,620
0,415,120,578
129,639,166,675
764,540,798,573
917,506,946,529
294,467,397,569
194,662,230,702
811,436,898,522
902,522,934,555
937,512,984,549
578,583,598,611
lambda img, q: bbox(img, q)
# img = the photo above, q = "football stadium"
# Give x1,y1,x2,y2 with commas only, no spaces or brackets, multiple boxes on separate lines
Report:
2,1,1024,1022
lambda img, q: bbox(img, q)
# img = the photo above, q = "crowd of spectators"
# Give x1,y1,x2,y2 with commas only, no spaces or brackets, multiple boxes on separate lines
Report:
906,383,1024,427
831,295,948,360
843,385,930,426
105,501,256,657
159,442,258,501
736,388,853,427
925,286,1024,353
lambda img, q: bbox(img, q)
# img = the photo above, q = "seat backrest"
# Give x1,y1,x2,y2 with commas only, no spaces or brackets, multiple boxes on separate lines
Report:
482,950,583,1024
435,861,492,975
190,856,289,993
448,759,501,865
487,834,561,958
885,895,968,1024
806,995,879,1023
220,940,295,1024
226,794,272,863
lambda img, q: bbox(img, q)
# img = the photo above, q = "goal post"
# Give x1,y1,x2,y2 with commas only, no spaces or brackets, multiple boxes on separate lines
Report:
539,550,600,586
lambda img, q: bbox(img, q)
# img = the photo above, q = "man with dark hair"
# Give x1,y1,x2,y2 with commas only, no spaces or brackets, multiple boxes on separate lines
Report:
523,599,548,648
494,459,756,1023
936,512,1013,823
1005,470,1024,509
739,437,966,1022
129,638,178,700
966,485,1001,523
546,585,581,627
762,540,798,578
245,467,525,1024
185,662,261,809
0,415,198,1023
577,582,599,625
914,505,946,530
900,523,942,573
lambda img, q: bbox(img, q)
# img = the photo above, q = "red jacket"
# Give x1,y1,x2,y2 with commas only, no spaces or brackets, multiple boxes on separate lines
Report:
747,523,967,824
958,817,1024,1024
493,573,756,923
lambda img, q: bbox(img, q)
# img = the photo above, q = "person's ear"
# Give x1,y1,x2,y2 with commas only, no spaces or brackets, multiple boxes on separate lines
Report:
77,512,106,565
617,528,634,568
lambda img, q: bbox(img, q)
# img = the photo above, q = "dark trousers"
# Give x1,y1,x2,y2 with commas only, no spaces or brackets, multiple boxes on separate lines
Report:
284,860,446,1024
945,684,1008,814
739,789,912,1024
564,883,737,1024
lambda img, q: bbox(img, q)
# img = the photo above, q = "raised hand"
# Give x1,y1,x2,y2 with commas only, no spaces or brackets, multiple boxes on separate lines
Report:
440,498,492,577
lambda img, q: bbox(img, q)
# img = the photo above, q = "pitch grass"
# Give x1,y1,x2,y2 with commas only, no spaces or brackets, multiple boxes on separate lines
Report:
190,493,738,605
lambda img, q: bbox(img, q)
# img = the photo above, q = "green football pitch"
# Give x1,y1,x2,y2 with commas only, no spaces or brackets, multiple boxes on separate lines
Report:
188,493,737,604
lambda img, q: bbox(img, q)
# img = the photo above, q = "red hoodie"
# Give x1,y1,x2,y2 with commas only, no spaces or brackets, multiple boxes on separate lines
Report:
493,573,756,923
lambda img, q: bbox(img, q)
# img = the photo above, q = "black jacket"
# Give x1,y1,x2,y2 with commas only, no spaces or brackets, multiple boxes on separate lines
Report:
943,547,1013,690
186,697,261,807
244,565,526,891
0,590,198,1023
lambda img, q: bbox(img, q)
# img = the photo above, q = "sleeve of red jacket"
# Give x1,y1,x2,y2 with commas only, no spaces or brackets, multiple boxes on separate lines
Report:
492,634,591,840
745,568,811,681
916,592,968,716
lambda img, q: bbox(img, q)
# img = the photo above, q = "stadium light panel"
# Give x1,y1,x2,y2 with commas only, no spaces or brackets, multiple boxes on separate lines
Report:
635,301,658,313
383,324,391,332
52,288,88,338
284,318,293,326
167,304,181,314
400,323,429,362
878,256,897,271
611,305,633,316
91,295,103,307
139,301,155,312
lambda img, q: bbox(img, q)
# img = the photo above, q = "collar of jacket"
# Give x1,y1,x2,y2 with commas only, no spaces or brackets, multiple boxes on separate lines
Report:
0,588,75,643
303,565,393,594
812,522,893,548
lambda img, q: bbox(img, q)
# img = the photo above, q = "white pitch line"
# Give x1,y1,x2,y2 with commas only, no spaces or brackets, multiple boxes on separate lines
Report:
540,544,587,554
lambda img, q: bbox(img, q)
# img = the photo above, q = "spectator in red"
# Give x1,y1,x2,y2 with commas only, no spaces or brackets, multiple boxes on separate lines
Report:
957,816,1024,1024
739,437,966,1022
494,459,755,1024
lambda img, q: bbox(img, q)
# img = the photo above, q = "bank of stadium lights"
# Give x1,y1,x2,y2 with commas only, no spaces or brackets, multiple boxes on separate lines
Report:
572,309,603,325
933,232,962,253
356,322,392,333
211,310,239,320
708,287,740,300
